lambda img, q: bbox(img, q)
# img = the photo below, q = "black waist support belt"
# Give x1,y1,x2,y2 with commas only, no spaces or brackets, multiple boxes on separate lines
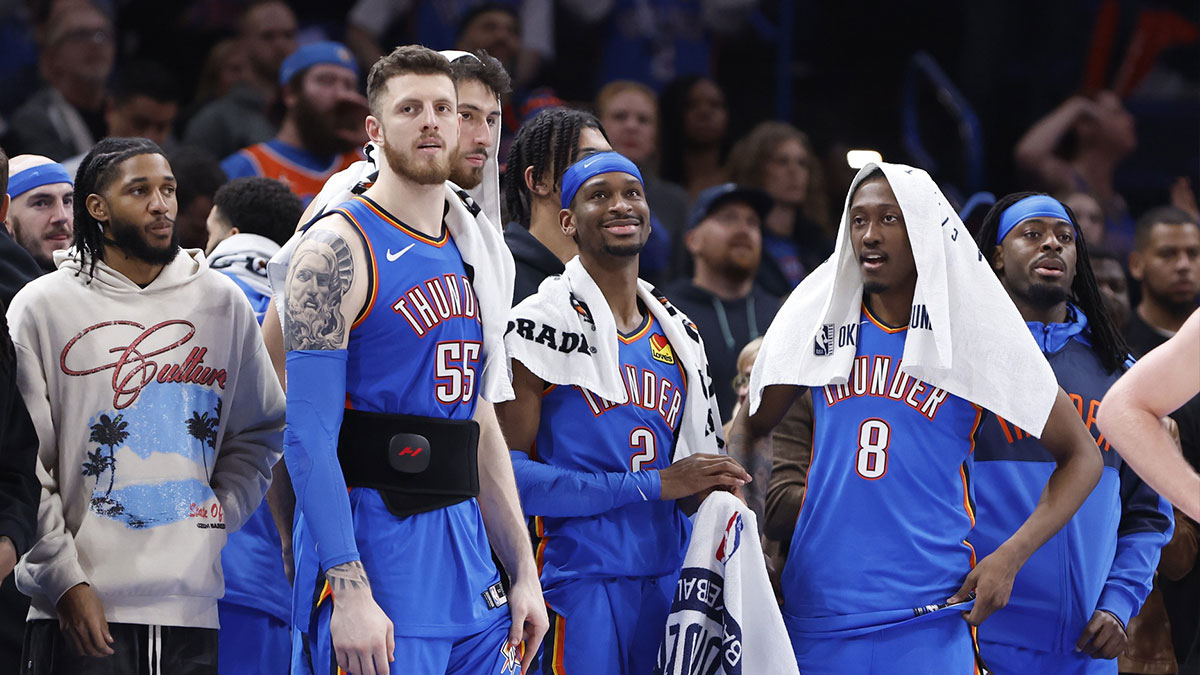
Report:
337,408,480,518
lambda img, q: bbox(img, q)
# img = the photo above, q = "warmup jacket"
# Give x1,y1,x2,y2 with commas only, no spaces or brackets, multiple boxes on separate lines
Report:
972,307,1173,654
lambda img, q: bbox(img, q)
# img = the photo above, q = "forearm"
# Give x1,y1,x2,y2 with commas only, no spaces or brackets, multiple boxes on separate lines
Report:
266,457,295,576
1103,408,1200,520
475,402,537,581
1015,98,1087,167
511,451,660,517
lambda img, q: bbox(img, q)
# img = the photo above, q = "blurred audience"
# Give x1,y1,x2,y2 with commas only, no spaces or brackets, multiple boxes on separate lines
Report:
1089,247,1131,331
168,147,228,251
1062,191,1106,249
727,121,833,297
1126,206,1200,353
659,75,730,200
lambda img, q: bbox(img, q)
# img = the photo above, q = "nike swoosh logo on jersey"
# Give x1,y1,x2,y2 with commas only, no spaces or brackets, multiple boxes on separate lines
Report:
386,244,415,262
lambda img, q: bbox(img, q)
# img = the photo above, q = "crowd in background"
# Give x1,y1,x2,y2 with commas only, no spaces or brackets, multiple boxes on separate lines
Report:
0,0,1197,673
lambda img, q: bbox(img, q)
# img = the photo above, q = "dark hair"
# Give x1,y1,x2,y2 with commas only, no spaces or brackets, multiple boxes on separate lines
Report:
112,61,179,106
457,3,519,40
978,191,1130,374
72,137,167,279
166,147,227,214
449,49,511,99
213,177,303,246
503,107,607,228
367,45,454,117
658,76,729,186
1134,205,1197,251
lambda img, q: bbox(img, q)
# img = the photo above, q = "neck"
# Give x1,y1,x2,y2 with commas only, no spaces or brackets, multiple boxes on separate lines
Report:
580,252,642,332
1138,299,1193,334
1010,291,1069,325
275,118,303,150
363,168,446,238
764,204,795,238
693,264,753,301
865,284,915,328
101,242,168,286
529,197,578,263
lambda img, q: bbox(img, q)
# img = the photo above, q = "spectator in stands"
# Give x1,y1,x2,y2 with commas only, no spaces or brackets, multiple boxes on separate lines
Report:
1063,191,1106,249
596,80,689,284
168,147,228,251
62,62,181,176
727,121,833,297
1089,247,1131,330
4,156,73,273
503,108,611,302
1015,91,1138,254
6,1,114,161
664,183,779,423
183,0,297,160
221,41,366,205
0,151,44,307
659,76,729,200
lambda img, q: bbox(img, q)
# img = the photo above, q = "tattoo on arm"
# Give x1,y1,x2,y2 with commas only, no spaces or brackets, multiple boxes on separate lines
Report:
284,229,355,351
325,560,370,592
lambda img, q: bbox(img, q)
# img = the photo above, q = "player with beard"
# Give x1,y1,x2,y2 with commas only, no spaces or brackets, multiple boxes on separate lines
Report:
7,136,284,674
222,41,367,204
972,193,1172,673
5,156,74,273
496,152,749,674
446,51,508,192
282,46,545,675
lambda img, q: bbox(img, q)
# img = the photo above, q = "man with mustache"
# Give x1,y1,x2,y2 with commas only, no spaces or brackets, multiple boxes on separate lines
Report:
4,156,74,273
7,137,284,674
497,152,749,673
222,41,367,205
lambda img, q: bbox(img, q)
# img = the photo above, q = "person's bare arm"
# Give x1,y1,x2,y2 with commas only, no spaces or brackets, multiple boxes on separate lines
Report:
1014,96,1099,193
950,387,1103,624
1098,310,1200,520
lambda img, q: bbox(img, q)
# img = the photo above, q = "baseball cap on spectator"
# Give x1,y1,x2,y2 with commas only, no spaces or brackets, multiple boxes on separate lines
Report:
688,183,773,230
279,41,358,86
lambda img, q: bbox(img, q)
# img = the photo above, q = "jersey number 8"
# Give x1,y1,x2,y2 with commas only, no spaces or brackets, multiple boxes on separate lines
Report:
856,418,891,480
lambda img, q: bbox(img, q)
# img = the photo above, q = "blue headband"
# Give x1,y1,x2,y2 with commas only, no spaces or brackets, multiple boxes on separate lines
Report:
560,152,644,209
7,163,73,199
997,195,1073,245
279,41,358,86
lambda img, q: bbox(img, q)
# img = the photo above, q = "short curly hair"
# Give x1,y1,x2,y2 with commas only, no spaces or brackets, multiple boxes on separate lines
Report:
213,177,304,246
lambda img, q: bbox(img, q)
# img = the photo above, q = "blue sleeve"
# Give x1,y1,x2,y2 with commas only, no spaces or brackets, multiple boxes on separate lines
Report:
1096,459,1175,626
510,450,662,517
284,349,360,572
220,152,256,180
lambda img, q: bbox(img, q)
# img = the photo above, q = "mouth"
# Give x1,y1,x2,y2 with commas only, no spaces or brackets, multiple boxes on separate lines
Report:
417,137,442,154
602,217,642,236
464,152,487,167
1033,257,1066,279
148,218,174,236
861,251,886,272
46,231,71,242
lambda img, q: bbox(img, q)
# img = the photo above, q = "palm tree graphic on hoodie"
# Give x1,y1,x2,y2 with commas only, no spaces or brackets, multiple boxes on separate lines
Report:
82,413,129,515
185,399,221,478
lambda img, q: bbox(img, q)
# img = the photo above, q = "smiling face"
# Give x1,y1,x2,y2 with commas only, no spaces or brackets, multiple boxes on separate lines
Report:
367,72,460,185
563,171,650,260
849,176,916,297
994,215,1078,311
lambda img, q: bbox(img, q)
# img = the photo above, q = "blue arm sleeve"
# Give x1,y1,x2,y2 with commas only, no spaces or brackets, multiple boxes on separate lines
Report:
1097,460,1175,626
284,349,359,572
510,450,662,518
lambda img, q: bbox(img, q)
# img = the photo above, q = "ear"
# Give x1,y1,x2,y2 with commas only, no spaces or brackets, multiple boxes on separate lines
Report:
684,227,701,256
991,245,1004,273
559,208,575,238
526,165,551,197
229,226,240,237
1128,250,1144,281
86,194,108,223
365,115,384,145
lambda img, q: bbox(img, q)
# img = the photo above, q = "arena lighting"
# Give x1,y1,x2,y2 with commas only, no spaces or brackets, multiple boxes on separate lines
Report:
846,150,883,169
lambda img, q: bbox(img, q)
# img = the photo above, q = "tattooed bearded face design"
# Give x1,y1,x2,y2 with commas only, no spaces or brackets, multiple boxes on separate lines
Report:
286,247,346,349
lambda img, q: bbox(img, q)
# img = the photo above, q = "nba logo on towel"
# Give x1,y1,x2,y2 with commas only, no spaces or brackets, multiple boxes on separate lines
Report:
715,513,744,564
649,333,675,365
814,324,835,356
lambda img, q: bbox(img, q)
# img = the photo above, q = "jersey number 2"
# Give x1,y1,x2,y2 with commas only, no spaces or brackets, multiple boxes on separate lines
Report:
630,427,657,472
856,418,890,480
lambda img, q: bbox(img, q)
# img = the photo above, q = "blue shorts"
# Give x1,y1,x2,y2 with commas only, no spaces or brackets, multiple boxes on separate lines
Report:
311,597,517,674
980,639,1117,675
536,574,676,675
217,602,289,675
788,613,981,675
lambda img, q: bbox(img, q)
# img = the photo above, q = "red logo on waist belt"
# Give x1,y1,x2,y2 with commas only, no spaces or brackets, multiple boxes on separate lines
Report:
649,333,675,365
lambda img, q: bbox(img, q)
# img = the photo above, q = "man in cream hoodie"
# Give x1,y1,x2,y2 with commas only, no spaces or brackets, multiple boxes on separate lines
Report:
7,137,285,674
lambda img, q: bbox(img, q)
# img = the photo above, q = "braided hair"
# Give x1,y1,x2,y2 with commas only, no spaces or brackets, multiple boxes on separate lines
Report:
977,191,1130,374
503,108,607,228
72,137,167,281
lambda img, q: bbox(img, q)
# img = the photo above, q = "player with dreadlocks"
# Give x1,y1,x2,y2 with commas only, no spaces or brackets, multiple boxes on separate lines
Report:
8,136,284,674
502,107,611,302
970,192,1173,674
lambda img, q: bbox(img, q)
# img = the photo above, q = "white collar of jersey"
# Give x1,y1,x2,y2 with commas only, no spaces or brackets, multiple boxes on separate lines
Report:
749,162,1059,438
507,257,725,460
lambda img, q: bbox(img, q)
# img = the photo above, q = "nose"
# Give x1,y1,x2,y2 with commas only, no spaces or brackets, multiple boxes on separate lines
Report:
51,199,70,224
1041,235,1063,252
422,105,439,130
861,220,881,246
148,189,169,214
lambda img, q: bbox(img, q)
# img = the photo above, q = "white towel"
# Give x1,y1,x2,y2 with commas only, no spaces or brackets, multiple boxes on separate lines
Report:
749,162,1058,437
656,491,799,675
506,257,725,459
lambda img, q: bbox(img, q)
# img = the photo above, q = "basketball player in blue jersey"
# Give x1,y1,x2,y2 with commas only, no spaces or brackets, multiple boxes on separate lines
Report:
496,152,751,674
729,169,1104,674
972,193,1172,673
281,45,545,675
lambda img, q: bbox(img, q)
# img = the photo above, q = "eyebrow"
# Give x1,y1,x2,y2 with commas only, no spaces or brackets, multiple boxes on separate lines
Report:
123,175,177,186
23,189,70,201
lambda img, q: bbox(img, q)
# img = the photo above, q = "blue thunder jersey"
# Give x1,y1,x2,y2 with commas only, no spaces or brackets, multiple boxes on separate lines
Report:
310,195,503,637
782,306,984,638
532,314,690,586
972,310,1172,655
